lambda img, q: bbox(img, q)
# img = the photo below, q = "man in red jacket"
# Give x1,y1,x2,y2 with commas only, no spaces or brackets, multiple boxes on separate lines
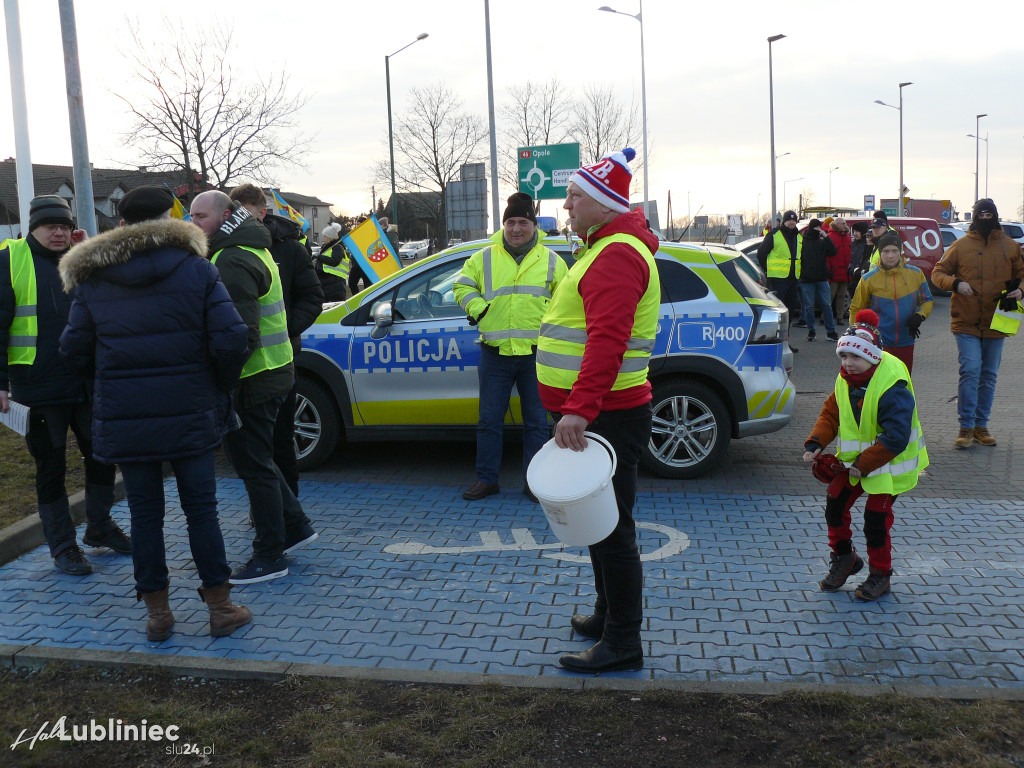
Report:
536,148,660,673
827,217,852,321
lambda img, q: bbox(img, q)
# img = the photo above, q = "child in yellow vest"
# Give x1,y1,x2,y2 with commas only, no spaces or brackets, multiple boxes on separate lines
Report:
802,309,928,600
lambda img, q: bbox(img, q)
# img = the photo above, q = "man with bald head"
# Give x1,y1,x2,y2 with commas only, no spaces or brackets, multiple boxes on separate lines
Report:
191,191,317,585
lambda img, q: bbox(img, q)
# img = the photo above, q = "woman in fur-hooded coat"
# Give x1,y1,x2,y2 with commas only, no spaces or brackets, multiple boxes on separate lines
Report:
58,218,249,464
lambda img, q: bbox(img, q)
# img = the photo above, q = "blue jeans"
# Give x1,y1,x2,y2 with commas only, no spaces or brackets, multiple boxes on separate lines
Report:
955,334,1005,429
120,451,230,593
476,345,549,484
800,281,835,334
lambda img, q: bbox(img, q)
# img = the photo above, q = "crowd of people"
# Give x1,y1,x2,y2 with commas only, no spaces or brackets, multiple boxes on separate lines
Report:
1,158,1022,671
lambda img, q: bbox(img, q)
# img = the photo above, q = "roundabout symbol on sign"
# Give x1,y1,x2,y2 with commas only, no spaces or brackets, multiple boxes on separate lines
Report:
520,162,549,196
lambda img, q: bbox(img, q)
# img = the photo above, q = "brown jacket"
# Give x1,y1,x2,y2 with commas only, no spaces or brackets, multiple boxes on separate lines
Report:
931,228,1024,337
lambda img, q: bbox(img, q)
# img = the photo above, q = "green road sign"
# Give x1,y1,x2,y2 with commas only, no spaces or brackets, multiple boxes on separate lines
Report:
517,143,581,201
881,206,898,216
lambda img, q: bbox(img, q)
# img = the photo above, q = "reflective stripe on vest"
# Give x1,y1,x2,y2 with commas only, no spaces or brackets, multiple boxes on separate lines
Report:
454,241,561,355
766,229,802,279
6,239,37,365
834,353,928,494
990,302,1022,336
536,232,659,391
211,245,293,379
320,245,351,279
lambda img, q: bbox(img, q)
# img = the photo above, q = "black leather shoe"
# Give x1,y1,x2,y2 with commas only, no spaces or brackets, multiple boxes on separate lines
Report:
559,640,643,673
462,481,500,500
570,614,604,639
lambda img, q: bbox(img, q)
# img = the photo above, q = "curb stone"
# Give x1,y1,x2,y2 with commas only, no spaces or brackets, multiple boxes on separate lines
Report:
8,644,1024,701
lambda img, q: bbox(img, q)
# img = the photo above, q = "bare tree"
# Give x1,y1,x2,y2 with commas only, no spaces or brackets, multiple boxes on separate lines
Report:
376,83,488,243
570,84,642,166
116,20,311,192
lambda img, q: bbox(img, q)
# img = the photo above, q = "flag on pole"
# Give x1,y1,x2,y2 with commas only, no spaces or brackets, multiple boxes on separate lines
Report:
341,215,402,285
270,189,310,233
168,193,190,221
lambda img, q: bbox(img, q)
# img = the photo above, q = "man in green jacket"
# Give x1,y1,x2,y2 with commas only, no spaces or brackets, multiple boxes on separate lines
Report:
191,191,317,584
453,192,567,501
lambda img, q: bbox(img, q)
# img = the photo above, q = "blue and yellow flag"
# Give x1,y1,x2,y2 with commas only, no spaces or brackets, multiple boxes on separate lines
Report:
164,186,190,221
341,215,402,285
270,189,310,233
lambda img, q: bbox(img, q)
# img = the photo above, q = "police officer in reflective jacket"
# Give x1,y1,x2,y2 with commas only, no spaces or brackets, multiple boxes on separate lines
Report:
454,192,567,502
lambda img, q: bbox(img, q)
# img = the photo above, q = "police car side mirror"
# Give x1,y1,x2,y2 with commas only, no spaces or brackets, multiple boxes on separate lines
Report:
370,301,394,340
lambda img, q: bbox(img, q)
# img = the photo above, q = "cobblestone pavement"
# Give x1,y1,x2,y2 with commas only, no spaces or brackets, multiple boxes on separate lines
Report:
2,296,1023,689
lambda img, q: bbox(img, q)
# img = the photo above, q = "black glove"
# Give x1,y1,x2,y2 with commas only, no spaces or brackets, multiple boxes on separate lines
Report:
999,279,1022,311
906,312,925,339
467,305,489,326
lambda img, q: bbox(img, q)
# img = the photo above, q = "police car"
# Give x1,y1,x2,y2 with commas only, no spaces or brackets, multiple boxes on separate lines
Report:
294,236,795,479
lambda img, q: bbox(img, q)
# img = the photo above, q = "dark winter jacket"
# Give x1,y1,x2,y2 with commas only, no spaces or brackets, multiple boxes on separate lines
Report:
58,219,249,463
799,228,837,283
263,213,324,352
207,204,294,407
0,235,88,406
315,236,349,302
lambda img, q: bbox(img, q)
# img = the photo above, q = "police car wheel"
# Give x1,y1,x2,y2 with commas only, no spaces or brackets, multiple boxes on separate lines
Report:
642,379,731,479
294,376,341,471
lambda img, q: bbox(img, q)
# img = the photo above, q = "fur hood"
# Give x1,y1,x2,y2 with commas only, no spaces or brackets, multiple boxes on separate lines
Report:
60,218,207,292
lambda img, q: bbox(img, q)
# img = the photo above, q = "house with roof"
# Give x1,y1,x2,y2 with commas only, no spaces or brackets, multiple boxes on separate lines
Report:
1,158,333,240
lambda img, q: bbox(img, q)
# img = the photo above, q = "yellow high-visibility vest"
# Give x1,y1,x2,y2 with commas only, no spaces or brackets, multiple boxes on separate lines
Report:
320,244,351,280
4,239,38,365
766,229,802,279
536,232,659,391
835,352,928,494
453,232,566,356
211,245,293,379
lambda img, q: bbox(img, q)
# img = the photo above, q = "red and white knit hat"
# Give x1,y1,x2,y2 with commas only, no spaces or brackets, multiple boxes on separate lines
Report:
835,309,883,365
569,147,635,213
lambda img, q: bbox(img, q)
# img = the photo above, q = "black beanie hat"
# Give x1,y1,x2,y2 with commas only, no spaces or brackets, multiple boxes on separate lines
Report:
28,195,74,231
851,221,868,236
502,192,537,225
877,231,903,253
973,198,998,219
808,218,822,230
118,186,175,224
782,210,798,223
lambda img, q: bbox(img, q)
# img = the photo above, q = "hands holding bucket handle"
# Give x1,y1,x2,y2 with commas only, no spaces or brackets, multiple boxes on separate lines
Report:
555,414,589,452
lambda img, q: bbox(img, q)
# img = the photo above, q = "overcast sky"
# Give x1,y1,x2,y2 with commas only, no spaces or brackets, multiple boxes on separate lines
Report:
2,0,1023,228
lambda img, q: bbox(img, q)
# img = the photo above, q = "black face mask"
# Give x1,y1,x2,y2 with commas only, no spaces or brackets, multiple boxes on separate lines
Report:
974,218,998,238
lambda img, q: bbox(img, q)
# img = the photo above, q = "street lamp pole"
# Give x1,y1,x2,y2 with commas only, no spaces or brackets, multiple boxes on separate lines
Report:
968,132,990,201
768,34,786,222
599,4,649,222
828,166,839,207
386,33,429,237
874,82,911,216
974,114,987,203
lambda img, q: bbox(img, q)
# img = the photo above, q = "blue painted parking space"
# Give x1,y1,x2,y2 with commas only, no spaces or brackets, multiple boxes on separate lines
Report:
2,478,1024,688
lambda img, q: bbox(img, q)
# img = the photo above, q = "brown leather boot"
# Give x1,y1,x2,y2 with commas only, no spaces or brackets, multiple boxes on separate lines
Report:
140,588,175,642
199,582,253,637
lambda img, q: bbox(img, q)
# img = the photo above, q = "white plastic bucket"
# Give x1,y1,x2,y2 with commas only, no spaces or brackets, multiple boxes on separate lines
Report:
526,432,618,546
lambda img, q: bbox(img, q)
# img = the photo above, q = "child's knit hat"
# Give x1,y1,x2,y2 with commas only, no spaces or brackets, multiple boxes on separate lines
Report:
836,309,883,364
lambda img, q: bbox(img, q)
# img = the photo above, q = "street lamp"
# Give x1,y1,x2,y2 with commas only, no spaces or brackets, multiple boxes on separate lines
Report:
767,34,786,222
968,133,989,199
783,177,803,213
874,81,912,216
599,3,649,222
386,33,429,237
973,114,988,203
828,166,839,207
